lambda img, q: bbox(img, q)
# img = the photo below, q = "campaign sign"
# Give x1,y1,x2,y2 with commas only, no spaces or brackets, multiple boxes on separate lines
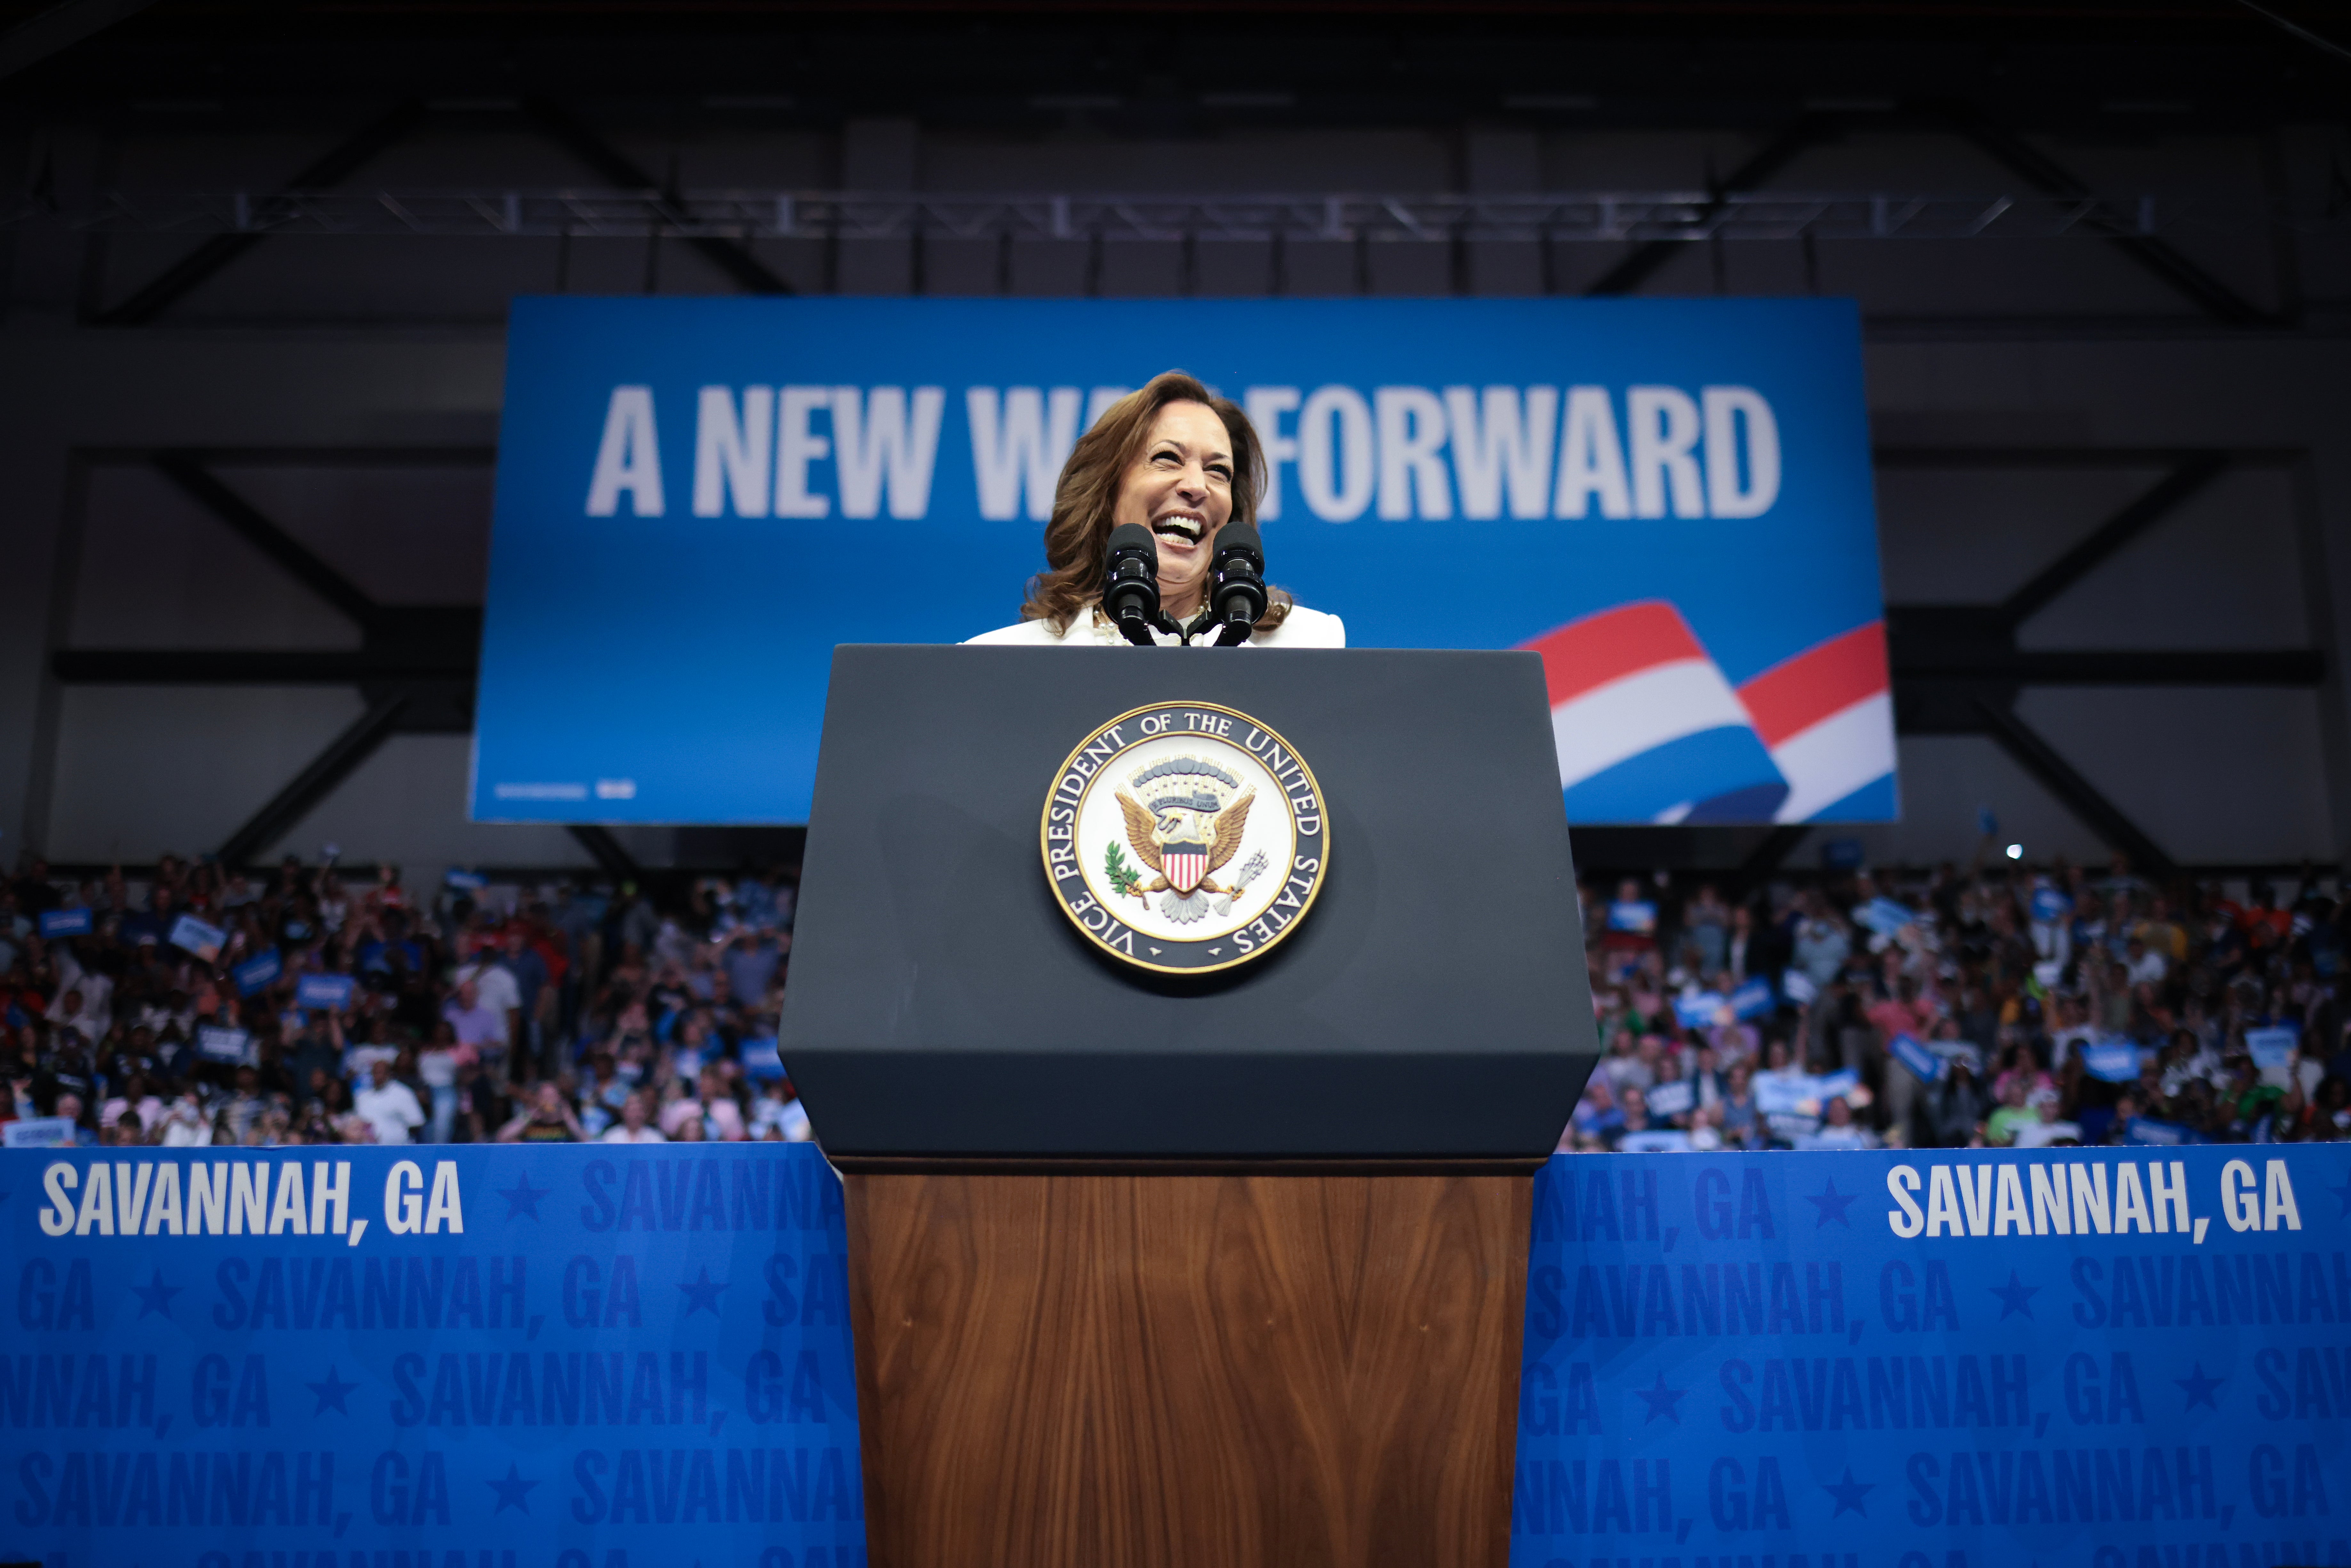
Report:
37,908,91,939
1644,1079,1697,1119
2124,1117,2208,1148
1674,992,1727,1030
2245,1027,2299,1071
739,1039,785,1082
1730,978,1776,1020
2083,1041,2149,1084
170,914,227,964
0,1145,863,1565
1511,1147,2351,1566
232,950,283,998
1,1118,76,1149
477,297,1893,827
1607,901,1659,936
195,1024,251,1064
297,973,357,1012
1890,1031,1945,1085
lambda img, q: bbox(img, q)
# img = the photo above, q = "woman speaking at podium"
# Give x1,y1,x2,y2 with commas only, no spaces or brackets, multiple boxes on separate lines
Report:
965,370,1346,649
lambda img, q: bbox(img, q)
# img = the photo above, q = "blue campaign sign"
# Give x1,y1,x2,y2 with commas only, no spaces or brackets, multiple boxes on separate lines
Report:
1512,1146,2351,1566
232,949,284,997
2083,1041,2149,1084
476,297,1891,827
1889,1031,1944,1085
296,973,357,1012
37,908,91,939
1729,978,1776,1020
0,1145,863,1565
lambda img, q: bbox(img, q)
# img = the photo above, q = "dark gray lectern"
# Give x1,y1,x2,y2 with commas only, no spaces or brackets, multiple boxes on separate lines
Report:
782,646,1598,1568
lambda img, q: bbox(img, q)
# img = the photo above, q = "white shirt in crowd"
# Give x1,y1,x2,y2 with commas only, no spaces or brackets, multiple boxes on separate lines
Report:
965,603,1346,648
601,1124,667,1144
355,1078,426,1145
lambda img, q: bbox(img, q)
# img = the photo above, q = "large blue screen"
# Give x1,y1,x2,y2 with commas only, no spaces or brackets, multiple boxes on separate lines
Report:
474,297,1892,826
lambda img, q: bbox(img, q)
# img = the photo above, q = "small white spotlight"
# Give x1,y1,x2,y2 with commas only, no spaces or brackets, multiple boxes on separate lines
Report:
2005,843,2024,861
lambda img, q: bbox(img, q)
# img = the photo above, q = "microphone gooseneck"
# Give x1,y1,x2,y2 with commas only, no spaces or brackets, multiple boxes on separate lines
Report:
1203,519,1267,646
1101,522,1163,646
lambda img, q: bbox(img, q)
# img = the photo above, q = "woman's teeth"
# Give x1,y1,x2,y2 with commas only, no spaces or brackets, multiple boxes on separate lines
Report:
1153,515,1204,542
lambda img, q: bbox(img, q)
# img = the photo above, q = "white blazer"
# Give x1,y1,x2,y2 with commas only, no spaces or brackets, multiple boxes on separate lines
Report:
965,604,1346,649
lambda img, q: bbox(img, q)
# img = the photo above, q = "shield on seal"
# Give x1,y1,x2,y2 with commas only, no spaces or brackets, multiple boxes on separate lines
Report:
1163,843,1209,894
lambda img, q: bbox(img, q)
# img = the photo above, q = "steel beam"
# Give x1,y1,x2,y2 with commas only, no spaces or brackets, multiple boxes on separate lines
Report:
567,825,642,881
1941,105,2287,329
0,0,155,80
2000,453,2233,624
1582,113,1832,296
151,452,380,628
522,97,791,295
217,695,409,867
93,99,424,326
1972,699,2174,879
1731,825,1809,897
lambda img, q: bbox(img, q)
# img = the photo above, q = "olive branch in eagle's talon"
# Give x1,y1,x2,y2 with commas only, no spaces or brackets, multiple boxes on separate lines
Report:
1103,840,1147,903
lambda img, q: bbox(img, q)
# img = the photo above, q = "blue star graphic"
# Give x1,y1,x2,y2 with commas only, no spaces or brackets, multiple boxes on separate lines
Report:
305,1368,359,1416
1633,1373,1687,1424
2174,1364,2224,1411
1805,1178,1858,1229
498,1176,550,1221
678,1267,728,1318
1989,1271,2040,1321
1824,1469,1875,1518
486,1463,539,1515
130,1270,180,1319
2329,1174,2351,1220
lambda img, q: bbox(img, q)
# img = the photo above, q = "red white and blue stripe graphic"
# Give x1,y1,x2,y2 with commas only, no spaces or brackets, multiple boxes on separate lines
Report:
1734,620,1898,823
1523,602,1790,825
1164,847,1208,893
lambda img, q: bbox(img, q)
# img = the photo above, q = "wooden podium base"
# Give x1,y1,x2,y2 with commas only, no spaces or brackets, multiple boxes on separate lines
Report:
839,1159,1536,1568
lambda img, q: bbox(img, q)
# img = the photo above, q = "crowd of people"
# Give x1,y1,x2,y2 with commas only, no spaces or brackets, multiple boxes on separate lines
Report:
1566,856,2349,1152
3,845,2344,1159
0,854,812,1149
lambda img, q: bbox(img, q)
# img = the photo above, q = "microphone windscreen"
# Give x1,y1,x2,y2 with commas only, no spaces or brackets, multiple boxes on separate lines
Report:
1105,521,1158,567
1214,519,1264,567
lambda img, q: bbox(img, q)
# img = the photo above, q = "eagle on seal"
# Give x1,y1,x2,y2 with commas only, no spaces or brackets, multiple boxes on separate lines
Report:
1113,755,1255,925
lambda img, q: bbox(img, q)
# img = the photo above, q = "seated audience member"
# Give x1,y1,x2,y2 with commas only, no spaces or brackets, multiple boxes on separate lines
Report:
499,1081,585,1143
601,1090,666,1144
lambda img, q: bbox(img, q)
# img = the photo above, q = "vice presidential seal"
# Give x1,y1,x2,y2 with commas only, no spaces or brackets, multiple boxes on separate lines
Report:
1041,701,1327,974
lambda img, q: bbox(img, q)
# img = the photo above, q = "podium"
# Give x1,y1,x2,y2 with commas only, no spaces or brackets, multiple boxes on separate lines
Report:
782,646,1598,1568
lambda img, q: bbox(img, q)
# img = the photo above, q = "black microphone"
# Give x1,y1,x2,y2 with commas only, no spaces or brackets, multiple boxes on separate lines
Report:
1203,519,1267,645
1101,522,1162,646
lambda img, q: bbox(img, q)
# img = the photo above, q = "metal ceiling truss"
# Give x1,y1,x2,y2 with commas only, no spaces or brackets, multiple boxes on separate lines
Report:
69,97,2319,328
38,188,2221,246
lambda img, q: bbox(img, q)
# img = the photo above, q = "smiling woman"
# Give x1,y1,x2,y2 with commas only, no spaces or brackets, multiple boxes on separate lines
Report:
964,370,1347,648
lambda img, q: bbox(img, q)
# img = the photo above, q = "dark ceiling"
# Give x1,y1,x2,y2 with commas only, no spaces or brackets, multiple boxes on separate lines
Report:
1,0,2346,135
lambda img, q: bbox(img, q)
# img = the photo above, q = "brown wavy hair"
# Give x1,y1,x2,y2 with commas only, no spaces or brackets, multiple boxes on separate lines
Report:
1018,370,1294,634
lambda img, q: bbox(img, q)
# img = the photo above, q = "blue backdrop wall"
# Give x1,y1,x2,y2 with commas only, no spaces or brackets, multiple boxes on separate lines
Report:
4,1144,2345,1566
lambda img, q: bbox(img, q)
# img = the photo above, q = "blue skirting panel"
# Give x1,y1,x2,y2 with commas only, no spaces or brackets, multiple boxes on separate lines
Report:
2,1143,2345,1567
